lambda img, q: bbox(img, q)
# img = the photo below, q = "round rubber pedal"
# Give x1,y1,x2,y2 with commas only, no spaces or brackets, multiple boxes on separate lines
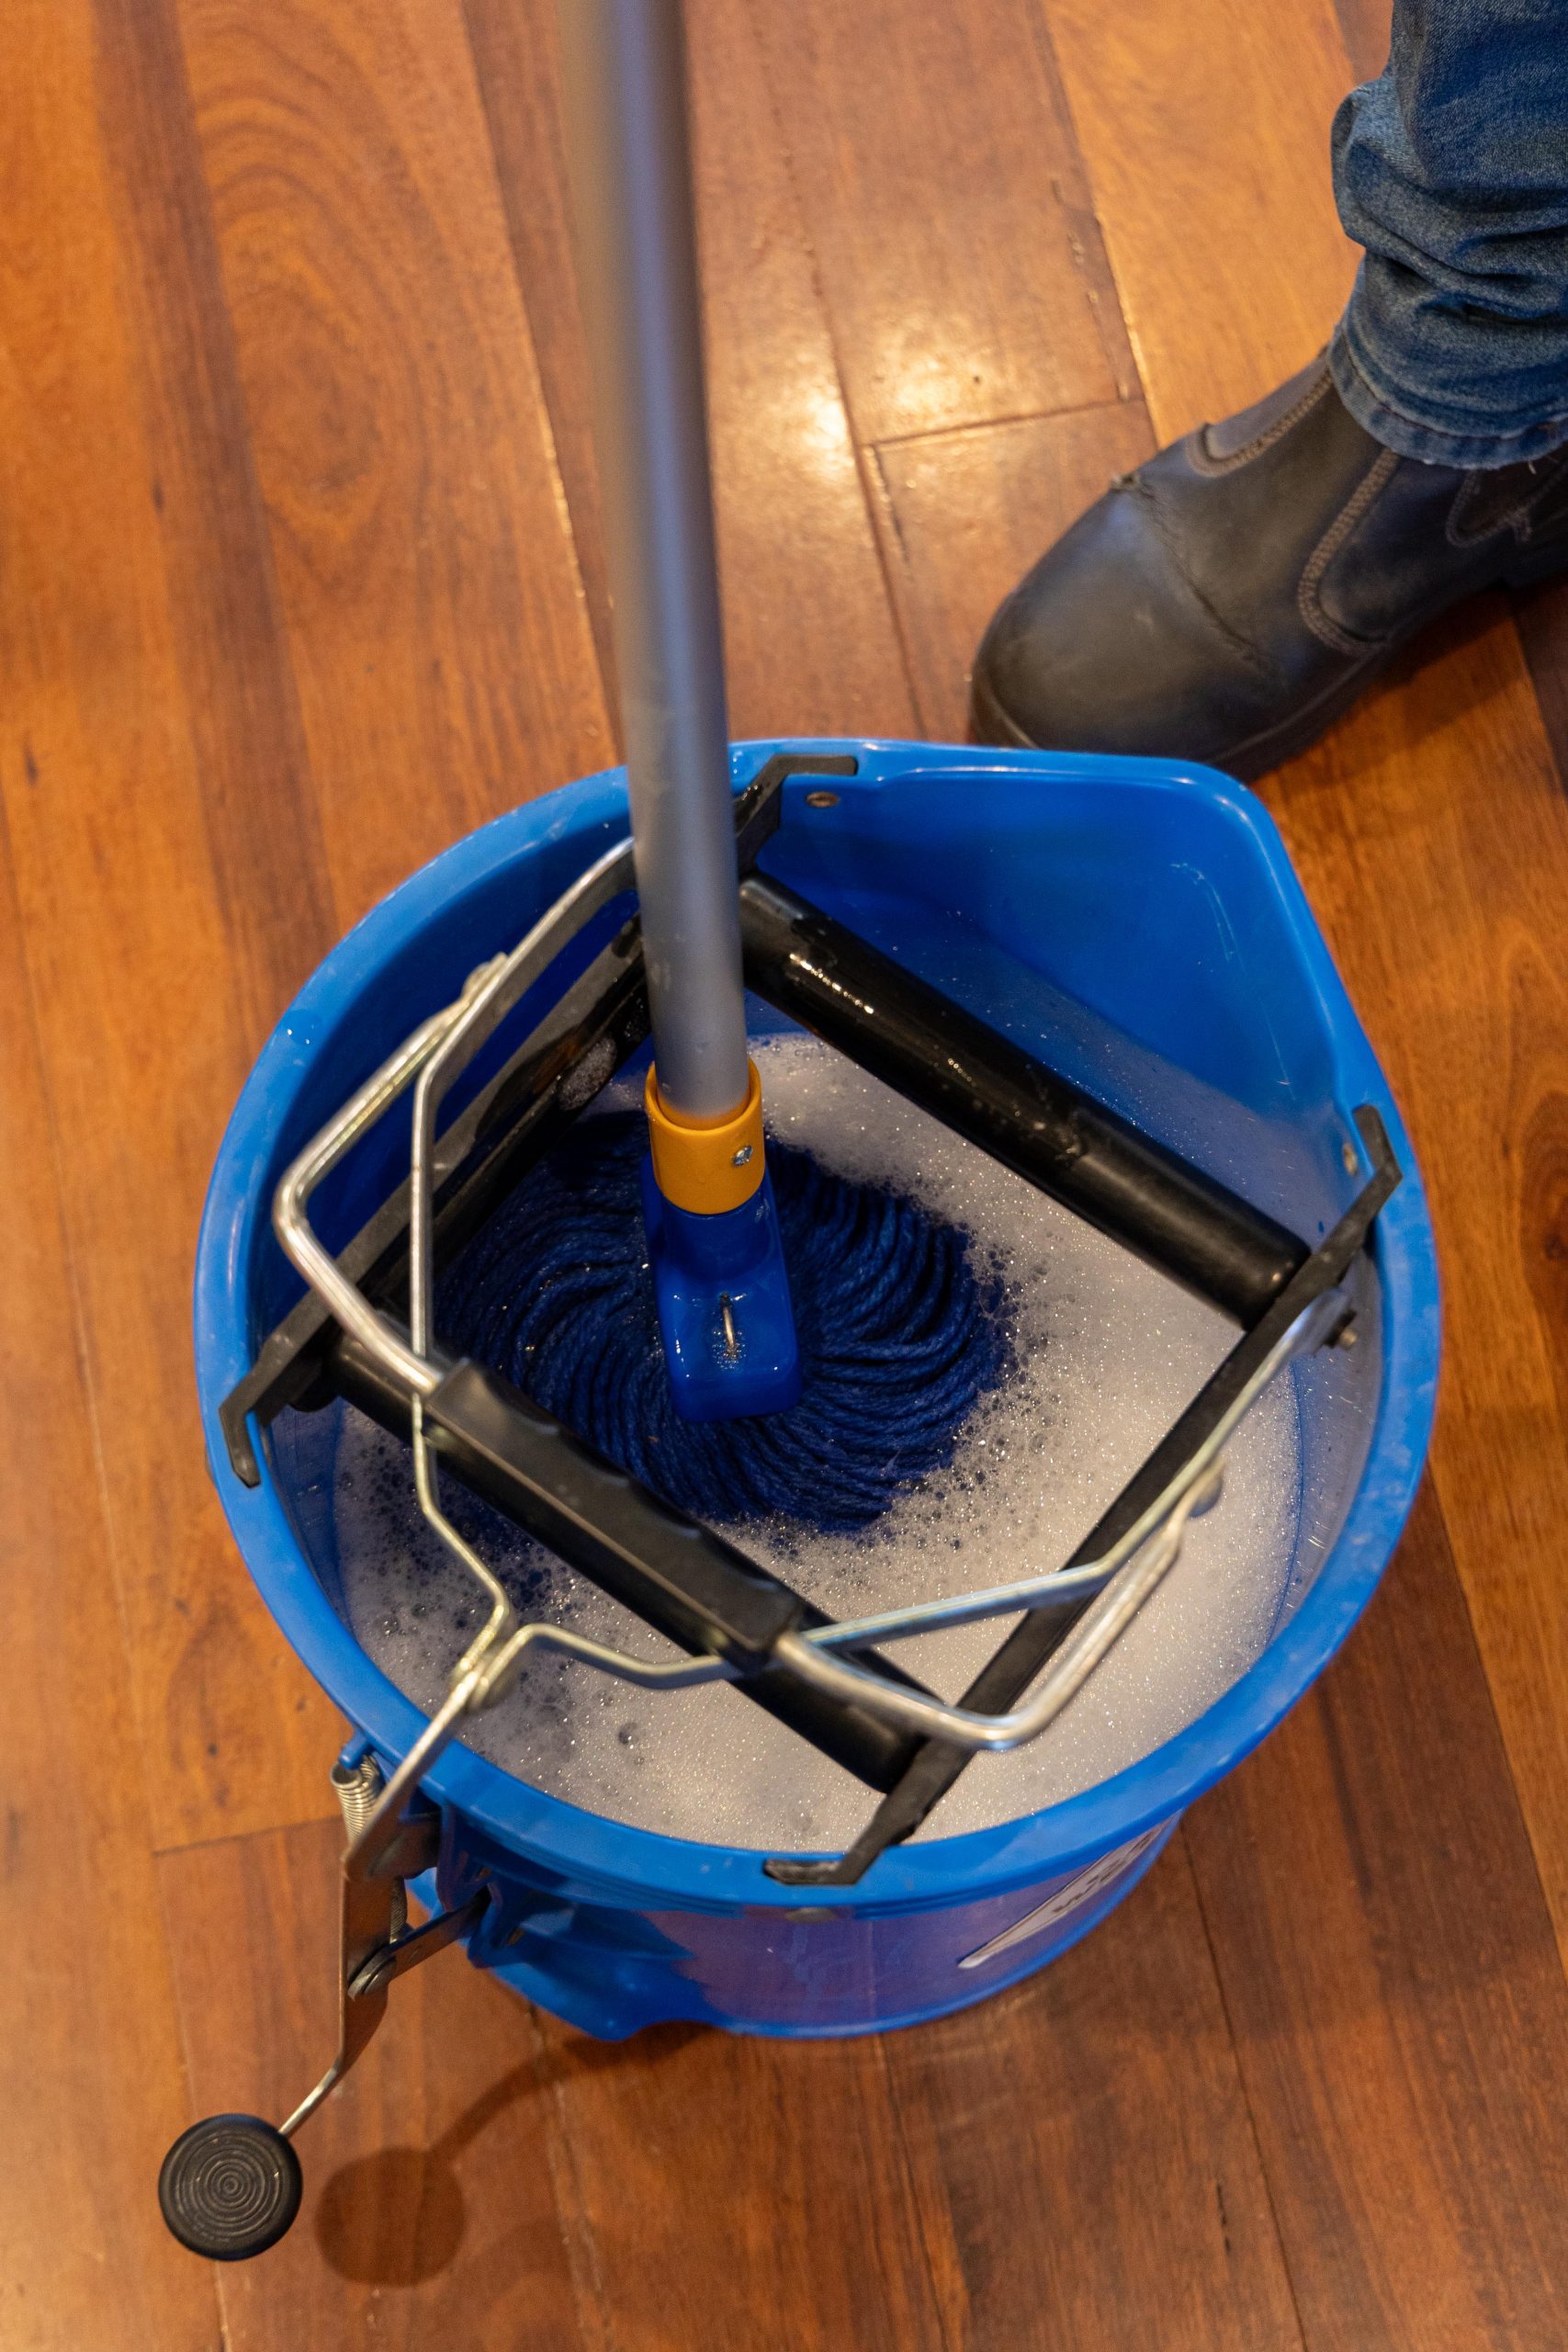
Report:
158,2114,303,2260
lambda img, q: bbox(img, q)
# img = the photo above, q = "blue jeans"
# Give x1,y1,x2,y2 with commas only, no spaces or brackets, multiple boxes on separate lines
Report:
1329,0,1568,467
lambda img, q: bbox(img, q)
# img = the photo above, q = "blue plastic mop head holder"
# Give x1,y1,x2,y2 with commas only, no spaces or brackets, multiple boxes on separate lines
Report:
639,1152,802,1419
638,1049,801,1418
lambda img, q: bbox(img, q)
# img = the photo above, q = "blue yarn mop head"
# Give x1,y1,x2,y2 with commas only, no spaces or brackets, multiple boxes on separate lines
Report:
437,1112,1013,1536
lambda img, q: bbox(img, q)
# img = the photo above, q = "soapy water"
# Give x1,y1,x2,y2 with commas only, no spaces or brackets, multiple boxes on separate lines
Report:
334,1033,1301,1850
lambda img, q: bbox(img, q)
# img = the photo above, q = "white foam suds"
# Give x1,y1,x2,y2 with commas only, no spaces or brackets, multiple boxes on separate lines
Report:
334,1034,1301,1849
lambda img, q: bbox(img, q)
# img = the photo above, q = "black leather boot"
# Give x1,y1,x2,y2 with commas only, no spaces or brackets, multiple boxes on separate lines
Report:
970,354,1568,779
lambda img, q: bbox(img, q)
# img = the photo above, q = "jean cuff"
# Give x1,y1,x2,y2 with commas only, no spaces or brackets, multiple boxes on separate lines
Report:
1329,317,1568,471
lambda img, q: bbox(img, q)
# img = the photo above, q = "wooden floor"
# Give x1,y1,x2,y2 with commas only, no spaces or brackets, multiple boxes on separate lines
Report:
6,0,1568,2343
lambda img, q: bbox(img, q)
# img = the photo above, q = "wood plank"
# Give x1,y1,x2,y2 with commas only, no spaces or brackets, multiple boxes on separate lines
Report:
458,0,619,726
1332,0,1393,83
0,827,219,2342
161,1819,591,2350
744,0,1136,445
465,0,918,743
882,1851,1306,2352
1514,577,1568,800
533,2007,953,2351
687,0,919,740
1188,1484,1568,2348
532,1860,1299,2352
872,404,1156,739
1046,0,1359,439
1262,602,1568,1953
0,0,343,1849
91,0,334,1043
179,0,615,931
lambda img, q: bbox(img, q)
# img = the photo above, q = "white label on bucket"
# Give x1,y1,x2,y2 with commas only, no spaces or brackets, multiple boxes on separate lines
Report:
957,1824,1169,1970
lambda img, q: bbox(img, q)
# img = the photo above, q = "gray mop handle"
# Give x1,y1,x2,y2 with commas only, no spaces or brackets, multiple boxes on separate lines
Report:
556,0,750,1123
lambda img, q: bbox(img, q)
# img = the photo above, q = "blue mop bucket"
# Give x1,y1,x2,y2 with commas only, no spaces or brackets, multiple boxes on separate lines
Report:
198,739,1439,2040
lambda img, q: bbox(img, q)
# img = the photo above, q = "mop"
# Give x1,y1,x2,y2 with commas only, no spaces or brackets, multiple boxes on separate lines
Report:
470,0,1010,1491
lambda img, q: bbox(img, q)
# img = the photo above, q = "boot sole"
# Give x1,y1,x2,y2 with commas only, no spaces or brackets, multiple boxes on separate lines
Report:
969,543,1568,785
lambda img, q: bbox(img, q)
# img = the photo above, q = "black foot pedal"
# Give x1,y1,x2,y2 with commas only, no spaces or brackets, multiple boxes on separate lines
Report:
158,2113,303,2260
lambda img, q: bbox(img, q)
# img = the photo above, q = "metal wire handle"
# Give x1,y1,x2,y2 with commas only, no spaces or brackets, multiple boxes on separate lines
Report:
271,886,1333,1755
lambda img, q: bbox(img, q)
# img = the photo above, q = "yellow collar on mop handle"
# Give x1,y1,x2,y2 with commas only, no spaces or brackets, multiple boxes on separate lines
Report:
644,1058,766,1216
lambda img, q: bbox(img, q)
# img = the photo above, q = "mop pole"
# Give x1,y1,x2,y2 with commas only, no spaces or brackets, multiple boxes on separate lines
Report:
556,0,800,1417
